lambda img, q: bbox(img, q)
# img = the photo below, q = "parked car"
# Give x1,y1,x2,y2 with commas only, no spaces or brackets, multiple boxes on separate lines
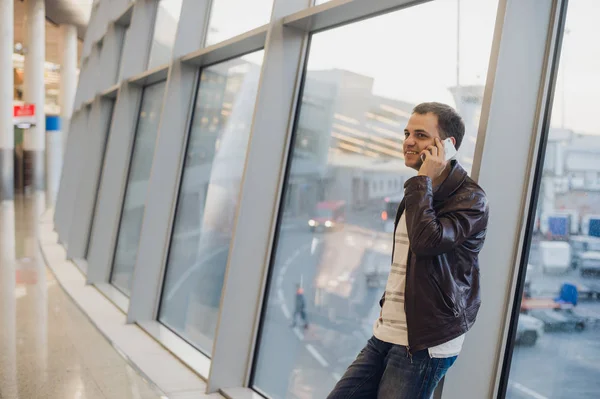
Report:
515,314,545,346
571,236,590,269
578,281,600,300
570,236,600,268
529,308,586,332
580,251,600,277
363,249,390,288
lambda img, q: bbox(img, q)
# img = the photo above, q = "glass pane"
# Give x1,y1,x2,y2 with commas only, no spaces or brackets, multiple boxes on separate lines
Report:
205,0,273,47
148,0,183,70
506,2,600,398
86,100,116,259
252,0,498,397
111,81,166,296
158,51,265,355
116,25,128,83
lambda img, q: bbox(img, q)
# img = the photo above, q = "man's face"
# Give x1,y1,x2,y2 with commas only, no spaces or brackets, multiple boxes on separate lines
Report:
403,112,443,170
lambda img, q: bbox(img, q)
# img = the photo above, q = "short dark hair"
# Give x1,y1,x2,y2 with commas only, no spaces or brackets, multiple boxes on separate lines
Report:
413,102,465,150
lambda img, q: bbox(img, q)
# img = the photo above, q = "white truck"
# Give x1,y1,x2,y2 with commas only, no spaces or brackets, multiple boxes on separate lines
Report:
540,241,571,274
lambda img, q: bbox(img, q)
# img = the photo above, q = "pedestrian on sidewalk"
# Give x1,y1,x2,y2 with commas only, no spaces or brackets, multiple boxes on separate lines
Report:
291,284,309,330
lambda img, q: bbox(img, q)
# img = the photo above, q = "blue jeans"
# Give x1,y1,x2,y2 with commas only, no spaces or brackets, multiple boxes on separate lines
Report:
327,336,457,399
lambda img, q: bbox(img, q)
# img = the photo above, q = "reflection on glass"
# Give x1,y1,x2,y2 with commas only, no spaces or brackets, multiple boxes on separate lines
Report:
252,1,497,397
111,81,166,296
148,0,183,70
158,52,264,355
116,25,128,83
205,0,273,46
86,101,115,259
506,2,600,398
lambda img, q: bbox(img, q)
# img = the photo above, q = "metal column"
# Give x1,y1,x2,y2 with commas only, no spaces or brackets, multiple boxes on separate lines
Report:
0,0,13,201
23,0,46,191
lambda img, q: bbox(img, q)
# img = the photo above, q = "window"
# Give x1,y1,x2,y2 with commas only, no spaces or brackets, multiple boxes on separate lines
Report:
251,1,498,397
148,0,183,69
111,81,166,296
205,0,274,46
115,26,129,83
505,3,600,398
86,100,116,258
158,52,264,355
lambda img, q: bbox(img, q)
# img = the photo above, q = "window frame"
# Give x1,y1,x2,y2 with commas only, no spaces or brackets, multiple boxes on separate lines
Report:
495,1,572,397
53,0,574,398
154,53,266,357
109,79,167,297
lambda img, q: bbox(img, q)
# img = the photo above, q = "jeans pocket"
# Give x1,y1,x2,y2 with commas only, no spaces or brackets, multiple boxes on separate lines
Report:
433,356,458,381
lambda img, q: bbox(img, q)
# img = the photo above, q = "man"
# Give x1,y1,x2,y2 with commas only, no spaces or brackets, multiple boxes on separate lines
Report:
327,102,489,398
291,284,309,329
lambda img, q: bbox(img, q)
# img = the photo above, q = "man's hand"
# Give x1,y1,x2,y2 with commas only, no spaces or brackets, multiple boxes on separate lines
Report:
418,138,448,180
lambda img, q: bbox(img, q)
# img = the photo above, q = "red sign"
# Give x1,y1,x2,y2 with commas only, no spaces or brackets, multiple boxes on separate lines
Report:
14,104,35,117
13,104,36,127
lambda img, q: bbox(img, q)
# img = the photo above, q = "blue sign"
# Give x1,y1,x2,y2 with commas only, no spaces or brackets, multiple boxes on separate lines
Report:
589,219,600,238
46,115,61,131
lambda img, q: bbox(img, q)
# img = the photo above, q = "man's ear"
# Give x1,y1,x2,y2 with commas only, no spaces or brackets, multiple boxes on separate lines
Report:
449,136,457,147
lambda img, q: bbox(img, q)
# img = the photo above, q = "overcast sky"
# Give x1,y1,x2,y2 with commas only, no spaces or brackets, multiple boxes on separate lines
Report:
551,0,600,136
162,0,599,136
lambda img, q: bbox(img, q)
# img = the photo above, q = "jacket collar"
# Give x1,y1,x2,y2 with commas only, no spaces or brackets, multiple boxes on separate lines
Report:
394,160,468,226
433,160,468,201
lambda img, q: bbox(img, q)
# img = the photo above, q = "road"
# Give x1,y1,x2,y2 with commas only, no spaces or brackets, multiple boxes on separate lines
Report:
254,207,390,398
506,239,600,399
508,328,600,399
253,207,600,399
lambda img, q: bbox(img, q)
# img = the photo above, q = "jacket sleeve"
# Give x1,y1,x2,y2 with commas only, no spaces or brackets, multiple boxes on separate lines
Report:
403,176,489,256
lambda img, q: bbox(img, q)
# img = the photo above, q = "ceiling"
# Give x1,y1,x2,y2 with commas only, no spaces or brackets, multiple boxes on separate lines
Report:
14,0,92,65
44,0,92,39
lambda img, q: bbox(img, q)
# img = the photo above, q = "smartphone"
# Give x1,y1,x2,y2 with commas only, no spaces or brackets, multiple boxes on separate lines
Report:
443,138,457,161
420,138,458,162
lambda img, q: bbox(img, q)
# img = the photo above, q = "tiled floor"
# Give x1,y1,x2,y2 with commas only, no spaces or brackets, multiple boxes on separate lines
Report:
0,195,165,399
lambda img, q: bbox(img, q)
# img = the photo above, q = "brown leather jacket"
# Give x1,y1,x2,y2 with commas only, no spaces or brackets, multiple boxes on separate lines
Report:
380,161,489,352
